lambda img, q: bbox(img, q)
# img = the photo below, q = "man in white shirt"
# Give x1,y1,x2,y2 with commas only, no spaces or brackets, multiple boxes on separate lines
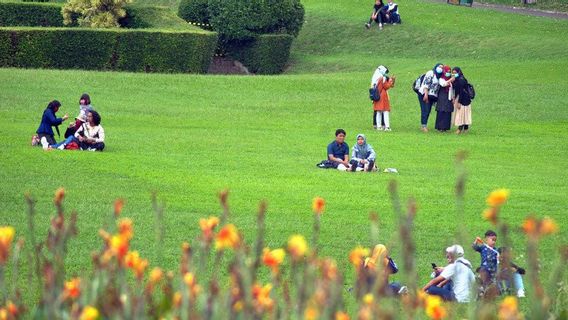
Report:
422,245,476,303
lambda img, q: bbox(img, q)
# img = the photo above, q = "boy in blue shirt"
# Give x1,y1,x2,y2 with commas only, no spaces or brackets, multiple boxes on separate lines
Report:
472,230,499,287
327,129,351,171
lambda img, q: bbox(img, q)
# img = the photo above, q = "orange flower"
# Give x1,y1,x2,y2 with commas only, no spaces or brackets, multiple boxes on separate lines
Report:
64,277,81,299
110,235,129,260
498,296,522,320
312,197,325,215
183,272,196,287
539,217,558,235
252,283,274,311
54,187,65,206
117,218,133,240
124,251,148,279
363,293,374,305
6,301,18,317
522,216,538,236
215,224,240,250
320,258,338,280
482,207,498,225
486,189,510,207
0,226,15,265
150,267,163,284
522,216,558,238
114,198,124,216
80,306,99,320
304,306,319,320
349,246,370,267
262,248,286,273
199,216,220,242
335,311,350,320
287,234,308,260
173,291,182,307
425,295,447,320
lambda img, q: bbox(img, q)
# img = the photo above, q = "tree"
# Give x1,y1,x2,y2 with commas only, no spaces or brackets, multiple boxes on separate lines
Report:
62,0,132,28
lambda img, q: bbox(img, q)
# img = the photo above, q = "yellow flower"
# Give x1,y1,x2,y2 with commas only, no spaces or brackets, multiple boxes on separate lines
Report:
482,207,498,225
117,218,133,240
363,293,374,305
173,291,182,307
312,197,325,215
486,189,510,207
304,306,319,320
215,224,240,250
425,295,447,320
498,296,522,320
287,234,308,260
0,226,15,265
110,235,129,260
262,248,286,273
199,216,220,242
349,246,370,267
252,283,274,311
150,267,163,284
64,277,81,299
80,306,99,320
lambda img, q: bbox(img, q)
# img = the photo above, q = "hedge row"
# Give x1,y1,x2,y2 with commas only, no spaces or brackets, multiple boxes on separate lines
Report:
0,27,218,73
0,2,64,27
227,34,294,75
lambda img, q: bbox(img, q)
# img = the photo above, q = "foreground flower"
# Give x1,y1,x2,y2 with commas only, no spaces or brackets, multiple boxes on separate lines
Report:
312,197,325,215
262,248,286,273
117,218,133,240
110,234,129,260
287,234,308,260
199,216,220,242
522,216,558,238
252,283,274,311
482,207,498,225
0,226,15,265
64,277,81,299
349,246,370,267
54,187,65,206
80,306,99,320
124,251,148,279
425,295,447,320
498,296,522,320
486,189,510,207
335,311,350,320
215,224,240,250
114,198,124,216
149,267,163,284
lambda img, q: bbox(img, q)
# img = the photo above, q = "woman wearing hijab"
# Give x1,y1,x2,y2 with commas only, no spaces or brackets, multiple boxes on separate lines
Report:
349,134,376,172
373,65,396,131
418,63,443,132
36,100,69,150
434,65,455,132
363,244,404,296
452,67,472,134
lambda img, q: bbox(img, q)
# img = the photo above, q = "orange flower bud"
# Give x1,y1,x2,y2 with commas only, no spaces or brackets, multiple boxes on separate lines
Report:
54,187,65,206
335,311,350,320
114,198,124,216
498,296,521,320
349,246,370,267
199,216,220,242
539,217,558,235
110,235,129,260
262,248,286,273
425,295,447,320
0,226,15,265
64,277,81,299
150,267,163,284
117,218,133,240
482,207,498,225
215,224,240,250
312,197,325,215
486,189,510,207
522,216,538,236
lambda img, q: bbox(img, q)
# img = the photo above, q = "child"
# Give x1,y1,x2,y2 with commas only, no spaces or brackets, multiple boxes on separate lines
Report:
472,230,499,287
497,247,526,298
373,66,396,131
65,93,94,138
349,134,376,172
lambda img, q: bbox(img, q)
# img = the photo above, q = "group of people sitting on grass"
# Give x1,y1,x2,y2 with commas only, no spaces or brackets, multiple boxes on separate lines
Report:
363,229,526,302
317,129,377,172
32,93,105,151
365,0,401,30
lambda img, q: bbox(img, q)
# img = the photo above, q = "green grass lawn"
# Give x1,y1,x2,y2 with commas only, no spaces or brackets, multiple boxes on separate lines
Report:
1,0,568,315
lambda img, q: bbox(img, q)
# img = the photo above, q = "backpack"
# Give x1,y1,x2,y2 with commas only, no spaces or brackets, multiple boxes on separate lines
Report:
369,83,380,102
412,74,425,94
465,82,476,100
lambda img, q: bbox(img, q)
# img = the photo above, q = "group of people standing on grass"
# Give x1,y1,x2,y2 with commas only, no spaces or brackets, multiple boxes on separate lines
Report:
32,93,106,151
362,229,526,303
416,63,473,134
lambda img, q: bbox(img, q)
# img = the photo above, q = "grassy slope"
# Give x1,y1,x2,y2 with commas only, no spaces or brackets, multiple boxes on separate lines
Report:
0,0,567,313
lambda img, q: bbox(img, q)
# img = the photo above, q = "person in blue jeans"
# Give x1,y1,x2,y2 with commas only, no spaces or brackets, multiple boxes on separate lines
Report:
417,63,443,132
422,245,476,302
497,247,526,298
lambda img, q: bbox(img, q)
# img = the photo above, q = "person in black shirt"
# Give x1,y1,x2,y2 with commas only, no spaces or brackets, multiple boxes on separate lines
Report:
365,0,386,30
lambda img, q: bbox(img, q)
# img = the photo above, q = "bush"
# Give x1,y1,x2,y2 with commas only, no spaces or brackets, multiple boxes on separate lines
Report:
178,0,210,26
0,2,64,27
62,0,132,28
227,34,294,74
0,27,218,73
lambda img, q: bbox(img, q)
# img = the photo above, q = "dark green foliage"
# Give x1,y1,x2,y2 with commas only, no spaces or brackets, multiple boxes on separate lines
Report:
0,27,218,73
119,6,152,29
0,2,64,27
178,0,210,25
227,34,293,74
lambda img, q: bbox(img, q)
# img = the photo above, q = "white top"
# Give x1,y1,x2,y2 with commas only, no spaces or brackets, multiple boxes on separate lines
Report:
440,258,475,303
75,123,105,143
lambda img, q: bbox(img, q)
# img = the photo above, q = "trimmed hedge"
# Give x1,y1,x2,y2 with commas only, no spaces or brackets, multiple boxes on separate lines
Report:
0,27,218,73
227,34,293,75
0,2,64,27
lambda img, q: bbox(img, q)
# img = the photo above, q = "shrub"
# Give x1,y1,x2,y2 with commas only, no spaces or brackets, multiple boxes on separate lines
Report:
178,0,210,26
62,0,132,28
227,34,294,74
0,2,64,27
0,27,218,73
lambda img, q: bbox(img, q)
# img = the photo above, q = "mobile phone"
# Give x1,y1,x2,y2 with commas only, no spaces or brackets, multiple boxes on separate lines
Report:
431,263,437,269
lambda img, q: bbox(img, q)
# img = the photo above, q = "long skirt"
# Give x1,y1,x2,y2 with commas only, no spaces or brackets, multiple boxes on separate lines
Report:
435,111,452,131
454,104,472,126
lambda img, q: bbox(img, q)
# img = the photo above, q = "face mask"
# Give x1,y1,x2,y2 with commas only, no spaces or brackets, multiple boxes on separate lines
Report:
445,72,451,77
454,73,459,78
436,67,443,74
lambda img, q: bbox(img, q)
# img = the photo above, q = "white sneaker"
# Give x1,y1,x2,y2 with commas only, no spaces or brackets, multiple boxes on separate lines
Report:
517,289,525,298
398,286,408,295
40,137,49,150
57,144,65,150
384,127,392,132
379,23,383,29
377,126,384,131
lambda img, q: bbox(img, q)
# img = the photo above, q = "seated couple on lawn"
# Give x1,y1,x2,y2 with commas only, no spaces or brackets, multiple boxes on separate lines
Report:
34,94,105,151
317,129,377,172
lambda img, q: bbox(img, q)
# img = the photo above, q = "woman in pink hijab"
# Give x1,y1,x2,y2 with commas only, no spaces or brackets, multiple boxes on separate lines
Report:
435,65,456,132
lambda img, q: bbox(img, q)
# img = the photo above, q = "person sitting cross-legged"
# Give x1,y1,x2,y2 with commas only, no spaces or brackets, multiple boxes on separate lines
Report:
327,129,351,171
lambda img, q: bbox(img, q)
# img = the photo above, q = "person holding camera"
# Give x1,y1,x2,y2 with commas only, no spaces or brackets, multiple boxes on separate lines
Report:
35,100,69,150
